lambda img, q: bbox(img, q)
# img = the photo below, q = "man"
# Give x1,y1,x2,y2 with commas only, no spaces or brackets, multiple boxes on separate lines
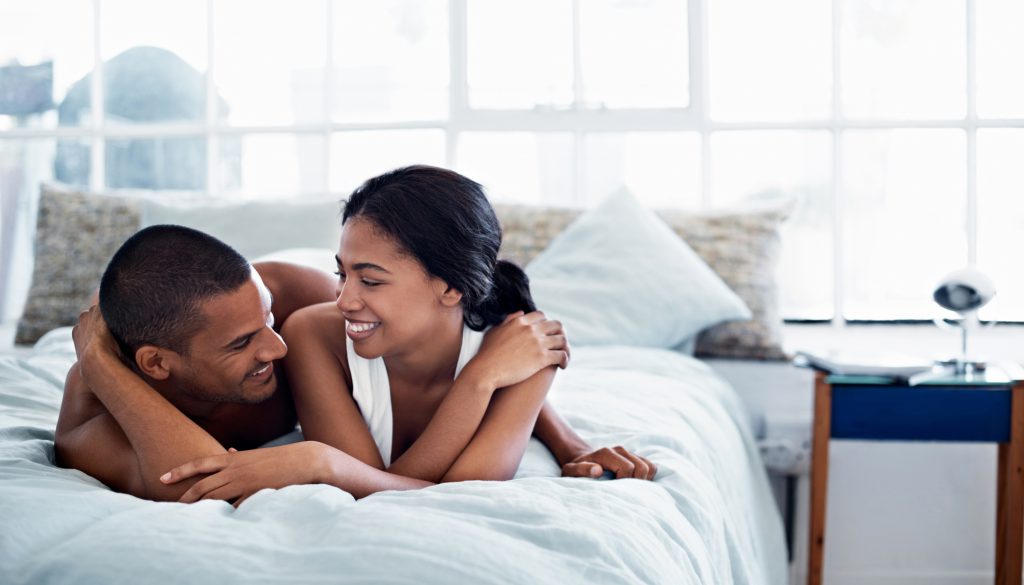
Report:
56,225,653,503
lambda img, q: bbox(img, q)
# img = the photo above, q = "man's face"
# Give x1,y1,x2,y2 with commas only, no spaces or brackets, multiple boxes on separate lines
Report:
170,269,287,405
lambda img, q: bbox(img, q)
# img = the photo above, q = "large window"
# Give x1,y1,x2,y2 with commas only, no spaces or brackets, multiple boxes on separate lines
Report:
1,0,1021,324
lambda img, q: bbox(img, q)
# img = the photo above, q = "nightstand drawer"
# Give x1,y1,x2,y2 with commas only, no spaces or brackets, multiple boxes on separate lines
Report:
831,384,1012,442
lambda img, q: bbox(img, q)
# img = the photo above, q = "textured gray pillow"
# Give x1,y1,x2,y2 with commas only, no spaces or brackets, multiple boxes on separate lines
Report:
14,185,342,345
494,202,791,361
15,184,142,345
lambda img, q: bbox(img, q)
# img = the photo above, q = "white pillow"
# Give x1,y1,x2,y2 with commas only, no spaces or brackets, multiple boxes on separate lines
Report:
525,187,751,348
141,197,341,261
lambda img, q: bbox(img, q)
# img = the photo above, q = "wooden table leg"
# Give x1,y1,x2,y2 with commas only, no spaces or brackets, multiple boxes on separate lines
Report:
809,372,831,585
996,382,1024,585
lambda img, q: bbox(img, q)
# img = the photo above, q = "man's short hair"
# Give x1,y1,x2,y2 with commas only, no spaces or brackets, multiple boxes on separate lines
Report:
99,225,251,357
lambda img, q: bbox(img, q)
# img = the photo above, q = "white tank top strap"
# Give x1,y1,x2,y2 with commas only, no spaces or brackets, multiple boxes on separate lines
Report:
346,324,486,468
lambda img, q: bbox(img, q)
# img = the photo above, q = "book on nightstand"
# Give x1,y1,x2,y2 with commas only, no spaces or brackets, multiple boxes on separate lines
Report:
793,350,934,380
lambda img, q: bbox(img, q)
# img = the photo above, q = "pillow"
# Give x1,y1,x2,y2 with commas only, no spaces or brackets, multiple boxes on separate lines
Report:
494,197,791,360
141,197,340,261
661,204,791,360
524,188,751,349
15,183,342,345
15,185,142,344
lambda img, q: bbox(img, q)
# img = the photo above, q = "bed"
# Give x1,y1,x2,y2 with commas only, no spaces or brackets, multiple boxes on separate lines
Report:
1,183,792,583
0,326,785,585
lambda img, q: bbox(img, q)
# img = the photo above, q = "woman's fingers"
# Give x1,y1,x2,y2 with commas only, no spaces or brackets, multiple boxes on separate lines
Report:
639,455,658,480
502,310,525,324
538,319,564,336
587,448,635,479
614,446,650,479
562,461,603,478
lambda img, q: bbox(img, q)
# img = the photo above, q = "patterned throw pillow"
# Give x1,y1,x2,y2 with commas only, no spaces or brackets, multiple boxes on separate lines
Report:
14,185,342,345
493,202,791,361
15,185,142,345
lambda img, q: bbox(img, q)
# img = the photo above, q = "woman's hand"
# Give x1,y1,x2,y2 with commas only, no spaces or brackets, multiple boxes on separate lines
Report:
462,311,570,391
561,445,658,481
160,441,330,506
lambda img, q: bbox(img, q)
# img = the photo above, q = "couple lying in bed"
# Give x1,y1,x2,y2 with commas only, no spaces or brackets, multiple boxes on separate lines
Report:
56,165,657,505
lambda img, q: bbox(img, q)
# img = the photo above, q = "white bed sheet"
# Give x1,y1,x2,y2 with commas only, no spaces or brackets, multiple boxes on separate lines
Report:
0,327,785,585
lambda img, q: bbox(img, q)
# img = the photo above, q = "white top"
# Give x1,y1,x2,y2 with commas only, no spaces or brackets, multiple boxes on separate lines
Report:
346,324,485,467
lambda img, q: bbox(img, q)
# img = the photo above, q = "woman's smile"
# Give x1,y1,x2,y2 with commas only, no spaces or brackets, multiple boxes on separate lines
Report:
346,319,381,341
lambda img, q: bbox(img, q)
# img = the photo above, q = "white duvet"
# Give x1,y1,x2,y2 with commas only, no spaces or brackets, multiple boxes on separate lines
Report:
0,328,785,585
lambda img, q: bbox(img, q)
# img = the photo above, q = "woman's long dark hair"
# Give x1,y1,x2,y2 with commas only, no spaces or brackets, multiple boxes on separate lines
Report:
342,165,536,330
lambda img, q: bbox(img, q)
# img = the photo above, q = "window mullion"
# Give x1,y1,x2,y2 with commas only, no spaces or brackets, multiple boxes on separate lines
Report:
693,0,710,208
205,0,218,197
966,0,978,267
324,0,334,195
90,0,105,192
831,0,846,327
448,0,468,169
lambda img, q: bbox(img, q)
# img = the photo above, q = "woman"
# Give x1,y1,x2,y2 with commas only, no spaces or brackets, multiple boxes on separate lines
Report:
163,166,654,502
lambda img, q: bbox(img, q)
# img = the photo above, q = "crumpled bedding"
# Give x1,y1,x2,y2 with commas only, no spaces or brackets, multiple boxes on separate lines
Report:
0,327,785,585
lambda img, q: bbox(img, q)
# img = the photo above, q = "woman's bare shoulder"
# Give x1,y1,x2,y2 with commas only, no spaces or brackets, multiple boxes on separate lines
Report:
281,303,347,352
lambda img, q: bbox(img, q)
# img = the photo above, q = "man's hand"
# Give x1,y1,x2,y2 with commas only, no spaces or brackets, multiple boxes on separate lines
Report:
561,445,657,481
462,311,570,391
71,305,122,369
160,442,330,506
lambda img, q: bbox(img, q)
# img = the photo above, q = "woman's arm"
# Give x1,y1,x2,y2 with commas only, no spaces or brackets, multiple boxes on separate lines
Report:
283,307,568,482
281,304,389,469
532,404,657,480
440,367,556,482
384,312,567,481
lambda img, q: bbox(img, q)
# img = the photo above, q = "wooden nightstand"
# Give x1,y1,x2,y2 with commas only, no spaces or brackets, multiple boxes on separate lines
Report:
808,368,1024,585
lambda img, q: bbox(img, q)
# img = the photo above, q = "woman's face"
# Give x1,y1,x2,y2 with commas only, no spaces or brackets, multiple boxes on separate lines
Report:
335,218,461,359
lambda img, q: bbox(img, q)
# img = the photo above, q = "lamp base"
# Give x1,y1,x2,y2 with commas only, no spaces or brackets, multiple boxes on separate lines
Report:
934,357,988,375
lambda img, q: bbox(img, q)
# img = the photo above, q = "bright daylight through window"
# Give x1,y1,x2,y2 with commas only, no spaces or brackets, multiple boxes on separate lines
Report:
0,0,1021,324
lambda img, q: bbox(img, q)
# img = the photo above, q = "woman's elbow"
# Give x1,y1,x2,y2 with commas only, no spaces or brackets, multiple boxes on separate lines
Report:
440,463,517,483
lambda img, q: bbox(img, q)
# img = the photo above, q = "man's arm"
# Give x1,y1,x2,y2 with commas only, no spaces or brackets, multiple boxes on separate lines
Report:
54,363,147,495
57,308,227,501
161,441,434,504
253,261,337,327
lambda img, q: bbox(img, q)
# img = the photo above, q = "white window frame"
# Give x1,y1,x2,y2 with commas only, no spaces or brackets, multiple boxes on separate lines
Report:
3,0,1018,325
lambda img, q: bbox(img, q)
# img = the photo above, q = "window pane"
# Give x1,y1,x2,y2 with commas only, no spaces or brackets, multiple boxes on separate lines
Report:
220,133,325,197
215,0,327,126
1,138,89,320
584,132,700,208
102,0,208,125
105,137,205,191
842,129,966,320
579,0,688,108
456,132,573,205
977,130,1024,321
330,130,445,195
0,1,94,128
840,0,965,120
467,0,573,109
711,131,834,319
976,0,1024,119
333,0,448,122
709,0,831,121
